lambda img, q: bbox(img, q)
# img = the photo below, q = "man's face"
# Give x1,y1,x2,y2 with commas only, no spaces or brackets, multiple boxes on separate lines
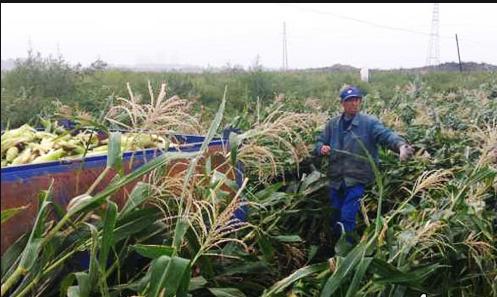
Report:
341,97,362,116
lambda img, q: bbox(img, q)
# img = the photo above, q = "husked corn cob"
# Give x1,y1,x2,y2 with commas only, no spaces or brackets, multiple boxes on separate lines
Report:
31,148,66,164
1,124,37,155
1,123,170,167
5,147,19,162
10,147,33,165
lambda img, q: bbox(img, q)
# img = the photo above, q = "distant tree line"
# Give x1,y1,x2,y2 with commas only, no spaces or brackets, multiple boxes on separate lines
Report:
2,51,496,129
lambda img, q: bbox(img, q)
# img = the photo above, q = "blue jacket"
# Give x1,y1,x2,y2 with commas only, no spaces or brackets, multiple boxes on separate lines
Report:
315,112,406,189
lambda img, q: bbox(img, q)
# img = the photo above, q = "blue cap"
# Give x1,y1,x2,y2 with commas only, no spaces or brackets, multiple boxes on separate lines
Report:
340,86,363,101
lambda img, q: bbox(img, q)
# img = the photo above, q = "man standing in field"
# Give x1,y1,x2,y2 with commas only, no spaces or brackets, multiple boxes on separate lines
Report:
315,85,414,243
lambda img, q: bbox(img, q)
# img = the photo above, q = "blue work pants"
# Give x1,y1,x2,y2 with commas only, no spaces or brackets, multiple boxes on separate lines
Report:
329,183,365,235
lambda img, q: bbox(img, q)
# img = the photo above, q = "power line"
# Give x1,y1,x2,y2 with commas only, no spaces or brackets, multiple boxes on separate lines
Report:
277,4,445,37
277,3,496,56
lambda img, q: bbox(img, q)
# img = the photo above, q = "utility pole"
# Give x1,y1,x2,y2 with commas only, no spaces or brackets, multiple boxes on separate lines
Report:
282,22,288,71
455,34,463,72
426,3,440,67
27,36,33,55
56,42,62,59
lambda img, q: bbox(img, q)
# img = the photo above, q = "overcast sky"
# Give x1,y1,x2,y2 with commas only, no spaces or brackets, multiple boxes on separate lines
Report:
2,3,497,70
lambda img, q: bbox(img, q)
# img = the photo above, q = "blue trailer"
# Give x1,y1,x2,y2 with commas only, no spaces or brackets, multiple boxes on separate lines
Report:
1,134,245,254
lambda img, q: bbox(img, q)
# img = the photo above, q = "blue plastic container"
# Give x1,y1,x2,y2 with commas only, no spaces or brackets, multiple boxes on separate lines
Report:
1,134,245,254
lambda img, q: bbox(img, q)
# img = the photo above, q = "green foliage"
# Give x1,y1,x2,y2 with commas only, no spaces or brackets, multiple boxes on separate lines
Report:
4,50,495,131
2,51,496,297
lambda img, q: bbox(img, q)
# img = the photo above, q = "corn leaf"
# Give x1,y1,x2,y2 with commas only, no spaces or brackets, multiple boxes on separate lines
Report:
345,256,373,297
257,232,274,263
99,201,117,275
175,262,193,297
188,276,208,291
147,255,191,297
59,273,76,297
272,235,303,243
66,286,80,297
147,257,170,297
18,189,53,273
370,258,443,286
229,132,240,166
1,234,27,281
113,208,161,243
130,244,175,259
107,132,122,173
86,223,100,291
220,261,269,277
118,182,152,219
320,240,370,297
208,287,247,297
67,272,90,297
1,205,29,225
173,217,190,252
262,262,328,296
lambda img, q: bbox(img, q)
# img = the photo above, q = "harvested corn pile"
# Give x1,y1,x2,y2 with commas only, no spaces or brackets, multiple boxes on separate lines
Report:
1,124,171,167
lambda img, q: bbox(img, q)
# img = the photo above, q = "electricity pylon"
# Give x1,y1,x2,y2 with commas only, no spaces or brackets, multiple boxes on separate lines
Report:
426,3,440,66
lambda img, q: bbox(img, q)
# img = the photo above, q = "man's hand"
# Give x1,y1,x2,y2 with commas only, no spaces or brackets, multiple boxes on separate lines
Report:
399,144,414,161
321,145,331,156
